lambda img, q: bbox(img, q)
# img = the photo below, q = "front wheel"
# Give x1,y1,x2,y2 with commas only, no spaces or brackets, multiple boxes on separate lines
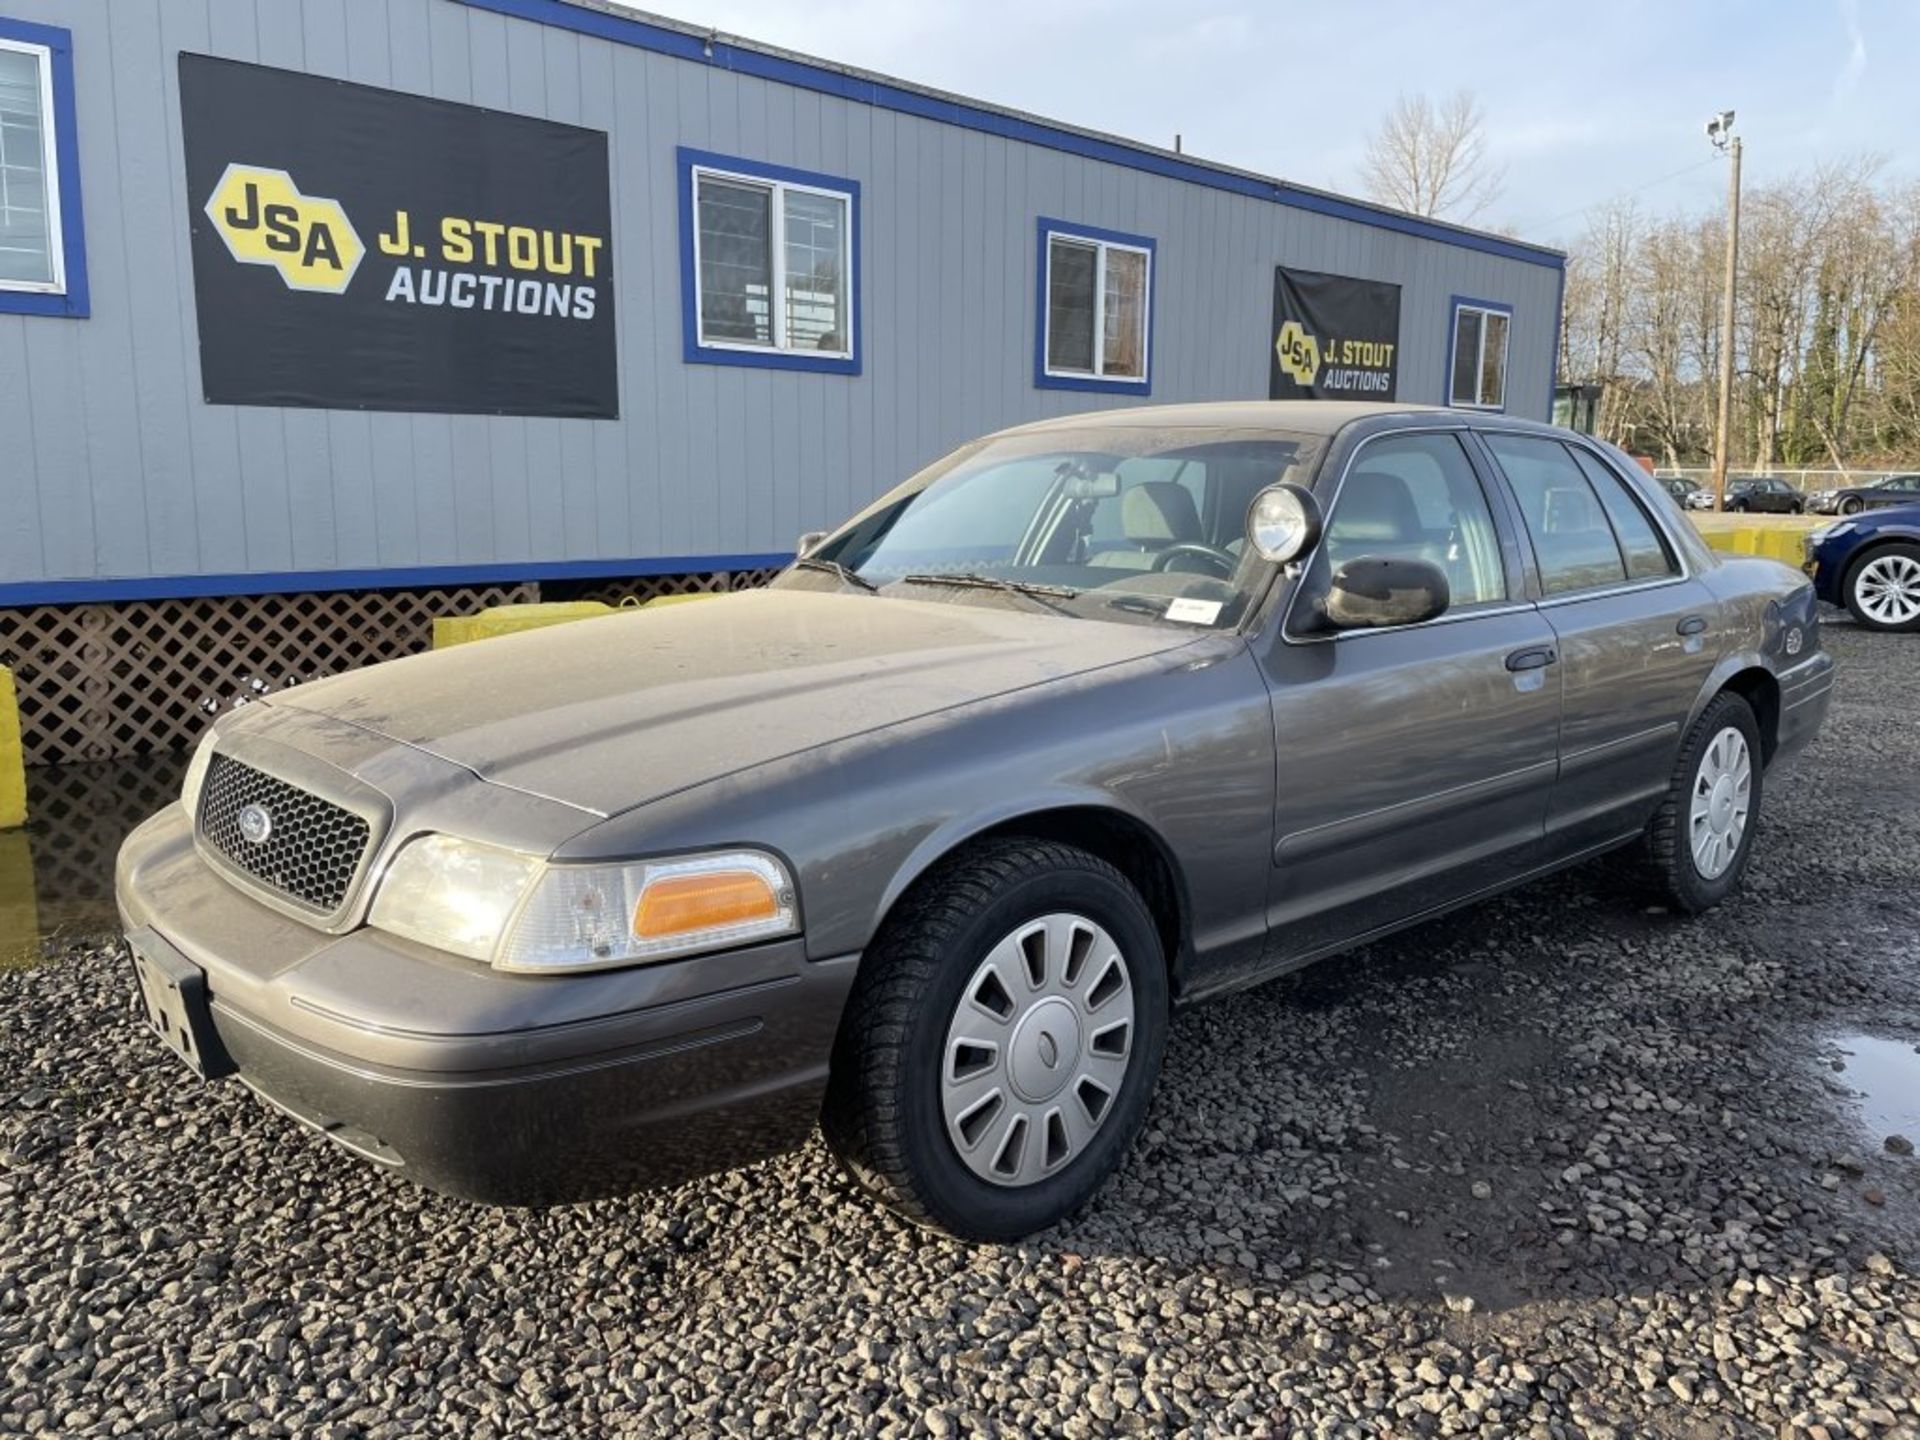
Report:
1840,497,1864,516
822,839,1169,1241
1844,542,1920,632
1644,692,1763,913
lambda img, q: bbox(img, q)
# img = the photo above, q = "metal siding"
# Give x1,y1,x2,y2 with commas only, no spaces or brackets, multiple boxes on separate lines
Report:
0,0,1561,592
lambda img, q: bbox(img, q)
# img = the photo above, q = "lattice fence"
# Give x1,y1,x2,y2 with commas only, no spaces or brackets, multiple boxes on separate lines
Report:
0,569,774,766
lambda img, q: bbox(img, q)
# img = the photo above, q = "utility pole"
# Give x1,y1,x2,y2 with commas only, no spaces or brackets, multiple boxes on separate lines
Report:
1707,112,1741,512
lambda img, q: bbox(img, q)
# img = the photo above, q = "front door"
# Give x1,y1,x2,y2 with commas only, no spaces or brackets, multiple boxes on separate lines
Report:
1476,432,1722,855
1260,430,1563,963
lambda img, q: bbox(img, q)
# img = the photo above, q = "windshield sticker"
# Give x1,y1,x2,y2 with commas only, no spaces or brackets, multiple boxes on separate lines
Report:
1164,597,1224,626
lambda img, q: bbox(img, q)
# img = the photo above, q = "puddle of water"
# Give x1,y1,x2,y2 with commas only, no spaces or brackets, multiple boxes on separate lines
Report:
1829,1033,1920,1146
0,754,188,969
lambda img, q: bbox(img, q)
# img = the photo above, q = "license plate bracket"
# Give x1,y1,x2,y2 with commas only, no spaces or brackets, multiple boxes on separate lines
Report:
127,929,235,1080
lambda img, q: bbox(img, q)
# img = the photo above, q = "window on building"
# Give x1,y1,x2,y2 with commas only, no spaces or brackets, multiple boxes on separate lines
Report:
1449,299,1510,410
0,22,69,298
1037,220,1153,393
678,148,858,373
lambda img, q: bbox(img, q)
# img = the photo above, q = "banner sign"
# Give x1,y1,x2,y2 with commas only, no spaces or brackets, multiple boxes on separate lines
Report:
1269,267,1400,401
180,54,617,418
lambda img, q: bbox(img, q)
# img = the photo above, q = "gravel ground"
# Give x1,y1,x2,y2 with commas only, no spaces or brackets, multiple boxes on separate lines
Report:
2,616,1916,1439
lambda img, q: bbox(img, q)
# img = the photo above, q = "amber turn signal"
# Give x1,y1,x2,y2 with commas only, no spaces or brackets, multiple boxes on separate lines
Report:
633,868,781,938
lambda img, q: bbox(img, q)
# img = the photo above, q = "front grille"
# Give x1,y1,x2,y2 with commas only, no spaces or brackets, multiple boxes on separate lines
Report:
198,754,371,913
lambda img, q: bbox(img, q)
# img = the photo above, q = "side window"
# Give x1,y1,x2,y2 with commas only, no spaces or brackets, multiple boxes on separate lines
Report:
1568,448,1678,580
1322,433,1507,606
1483,434,1629,595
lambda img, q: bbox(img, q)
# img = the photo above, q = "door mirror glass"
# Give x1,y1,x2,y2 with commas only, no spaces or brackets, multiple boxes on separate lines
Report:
796,530,829,557
1324,557,1450,629
1246,482,1323,564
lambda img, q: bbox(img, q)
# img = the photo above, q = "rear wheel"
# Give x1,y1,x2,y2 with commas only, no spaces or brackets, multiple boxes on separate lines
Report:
1645,692,1763,913
822,838,1168,1241
1844,542,1920,632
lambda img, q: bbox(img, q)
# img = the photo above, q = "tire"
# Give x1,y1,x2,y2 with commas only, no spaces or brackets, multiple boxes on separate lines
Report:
1843,541,1920,633
822,838,1169,1241
1644,691,1763,914
1728,500,1749,513
1840,497,1863,516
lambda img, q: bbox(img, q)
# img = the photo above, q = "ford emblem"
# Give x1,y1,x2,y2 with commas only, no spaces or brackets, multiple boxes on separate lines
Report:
238,803,274,845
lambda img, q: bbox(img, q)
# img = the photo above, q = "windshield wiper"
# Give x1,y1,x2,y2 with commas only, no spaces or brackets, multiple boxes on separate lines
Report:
791,555,879,592
897,572,1081,612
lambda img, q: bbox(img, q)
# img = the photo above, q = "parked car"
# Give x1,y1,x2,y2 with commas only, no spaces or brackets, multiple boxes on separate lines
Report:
1659,475,1704,507
1726,477,1805,514
1807,504,1920,632
1809,473,1920,516
117,402,1834,1240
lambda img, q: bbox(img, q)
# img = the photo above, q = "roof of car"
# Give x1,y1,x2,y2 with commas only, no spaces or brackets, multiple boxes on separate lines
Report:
992,400,1465,440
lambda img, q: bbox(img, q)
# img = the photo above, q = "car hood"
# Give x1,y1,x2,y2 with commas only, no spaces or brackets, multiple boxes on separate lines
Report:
274,588,1203,816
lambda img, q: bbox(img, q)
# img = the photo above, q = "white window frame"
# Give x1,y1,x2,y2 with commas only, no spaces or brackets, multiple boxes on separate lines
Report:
1041,229,1152,385
0,33,65,295
1448,301,1510,411
688,161,853,360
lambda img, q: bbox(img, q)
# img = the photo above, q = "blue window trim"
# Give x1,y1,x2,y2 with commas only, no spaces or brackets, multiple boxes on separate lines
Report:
0,552,797,607
0,16,89,319
454,0,1563,275
1033,218,1156,397
676,146,861,375
1447,295,1514,413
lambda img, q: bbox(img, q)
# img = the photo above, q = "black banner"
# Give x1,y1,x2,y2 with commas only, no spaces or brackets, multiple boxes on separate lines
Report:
1269,267,1400,401
180,54,616,418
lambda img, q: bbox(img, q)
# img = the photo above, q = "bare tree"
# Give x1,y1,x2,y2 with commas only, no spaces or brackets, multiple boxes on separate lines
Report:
1359,91,1505,221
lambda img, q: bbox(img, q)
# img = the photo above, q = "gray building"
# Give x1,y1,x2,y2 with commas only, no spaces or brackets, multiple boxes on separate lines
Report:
0,0,1563,763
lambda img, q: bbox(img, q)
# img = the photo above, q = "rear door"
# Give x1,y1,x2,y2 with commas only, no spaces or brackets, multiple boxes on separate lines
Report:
1259,428,1563,961
1476,432,1721,856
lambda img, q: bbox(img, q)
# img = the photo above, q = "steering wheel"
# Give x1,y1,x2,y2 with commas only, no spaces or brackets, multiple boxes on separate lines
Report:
1150,542,1237,577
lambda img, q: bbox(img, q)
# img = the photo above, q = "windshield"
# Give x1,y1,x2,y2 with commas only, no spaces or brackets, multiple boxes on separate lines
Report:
778,424,1325,629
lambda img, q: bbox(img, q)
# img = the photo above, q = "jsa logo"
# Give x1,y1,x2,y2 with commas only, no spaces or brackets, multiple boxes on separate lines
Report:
1275,320,1321,388
205,164,364,294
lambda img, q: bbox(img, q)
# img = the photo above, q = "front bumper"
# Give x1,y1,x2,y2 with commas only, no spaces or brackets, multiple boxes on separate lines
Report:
116,804,857,1205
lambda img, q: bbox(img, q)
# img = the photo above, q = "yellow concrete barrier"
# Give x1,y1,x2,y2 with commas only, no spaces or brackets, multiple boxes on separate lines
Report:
1686,513,1822,566
431,593,726,648
0,829,36,969
0,666,25,831
432,601,617,649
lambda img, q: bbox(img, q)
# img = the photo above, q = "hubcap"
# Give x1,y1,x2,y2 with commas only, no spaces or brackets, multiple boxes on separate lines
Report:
1854,553,1920,626
1688,726,1752,880
940,914,1134,1188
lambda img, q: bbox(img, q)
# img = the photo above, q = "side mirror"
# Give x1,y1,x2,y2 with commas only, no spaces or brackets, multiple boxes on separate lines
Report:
796,530,829,558
1245,482,1323,564
1324,557,1450,629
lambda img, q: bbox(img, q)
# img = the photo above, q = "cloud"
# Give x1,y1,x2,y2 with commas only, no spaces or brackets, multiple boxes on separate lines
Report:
1833,0,1868,103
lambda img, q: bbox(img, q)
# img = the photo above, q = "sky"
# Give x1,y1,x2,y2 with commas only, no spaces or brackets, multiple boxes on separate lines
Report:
625,0,1920,248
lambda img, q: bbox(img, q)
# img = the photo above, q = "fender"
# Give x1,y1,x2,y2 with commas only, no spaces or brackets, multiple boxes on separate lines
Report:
866,784,1192,961
1682,647,1772,741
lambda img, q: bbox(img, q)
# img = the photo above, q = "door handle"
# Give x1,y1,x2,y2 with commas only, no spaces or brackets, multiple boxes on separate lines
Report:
1505,646,1557,672
1677,615,1709,637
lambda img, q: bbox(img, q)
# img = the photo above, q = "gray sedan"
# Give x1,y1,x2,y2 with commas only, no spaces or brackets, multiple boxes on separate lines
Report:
117,401,1834,1240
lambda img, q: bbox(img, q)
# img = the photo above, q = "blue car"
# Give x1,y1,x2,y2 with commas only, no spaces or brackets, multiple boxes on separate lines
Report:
1807,504,1920,632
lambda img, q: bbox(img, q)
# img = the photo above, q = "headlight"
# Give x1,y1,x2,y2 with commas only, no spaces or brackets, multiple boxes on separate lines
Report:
368,834,544,961
369,837,798,972
180,729,219,817
1809,521,1854,545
